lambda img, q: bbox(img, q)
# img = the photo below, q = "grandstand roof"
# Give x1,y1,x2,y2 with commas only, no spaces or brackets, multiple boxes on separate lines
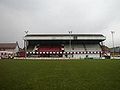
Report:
25,33,106,41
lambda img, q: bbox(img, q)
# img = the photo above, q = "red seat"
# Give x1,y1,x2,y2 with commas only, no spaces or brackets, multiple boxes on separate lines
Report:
38,46,62,52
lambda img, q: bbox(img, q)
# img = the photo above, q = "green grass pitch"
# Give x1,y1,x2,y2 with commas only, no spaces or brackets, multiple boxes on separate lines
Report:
0,59,120,90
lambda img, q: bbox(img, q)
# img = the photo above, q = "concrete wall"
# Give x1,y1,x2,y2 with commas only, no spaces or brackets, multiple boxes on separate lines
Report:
74,54,100,59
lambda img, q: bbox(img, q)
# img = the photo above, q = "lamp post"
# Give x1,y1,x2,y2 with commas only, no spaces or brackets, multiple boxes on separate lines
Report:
68,31,72,59
111,31,115,59
24,31,28,58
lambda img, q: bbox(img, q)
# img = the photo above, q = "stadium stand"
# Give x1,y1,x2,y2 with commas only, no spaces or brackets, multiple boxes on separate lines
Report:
24,34,106,59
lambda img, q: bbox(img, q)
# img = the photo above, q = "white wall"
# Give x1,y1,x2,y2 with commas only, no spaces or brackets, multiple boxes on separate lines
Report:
73,54,101,59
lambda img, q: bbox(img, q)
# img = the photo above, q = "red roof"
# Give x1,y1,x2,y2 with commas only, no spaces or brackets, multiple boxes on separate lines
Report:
0,43,17,49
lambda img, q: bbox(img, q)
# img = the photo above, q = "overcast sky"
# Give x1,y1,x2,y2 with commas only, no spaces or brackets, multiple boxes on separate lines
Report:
0,0,120,48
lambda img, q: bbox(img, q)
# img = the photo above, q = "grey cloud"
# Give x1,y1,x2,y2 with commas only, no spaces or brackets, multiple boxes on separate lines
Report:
0,0,120,47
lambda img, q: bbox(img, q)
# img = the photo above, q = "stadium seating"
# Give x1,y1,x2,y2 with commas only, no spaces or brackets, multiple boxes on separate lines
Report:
64,43,101,52
27,46,34,52
64,44,86,52
37,46,62,52
85,44,101,51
